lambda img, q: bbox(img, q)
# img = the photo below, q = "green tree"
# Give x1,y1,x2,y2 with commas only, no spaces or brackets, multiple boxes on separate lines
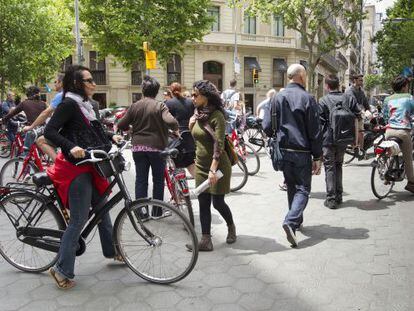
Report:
0,0,73,100
235,0,365,92
81,0,214,68
374,0,414,80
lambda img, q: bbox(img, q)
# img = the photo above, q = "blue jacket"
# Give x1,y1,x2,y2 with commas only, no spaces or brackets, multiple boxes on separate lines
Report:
263,83,322,159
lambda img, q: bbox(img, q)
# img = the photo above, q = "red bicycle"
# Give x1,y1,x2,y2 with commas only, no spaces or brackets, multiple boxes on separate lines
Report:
0,128,51,186
161,137,194,226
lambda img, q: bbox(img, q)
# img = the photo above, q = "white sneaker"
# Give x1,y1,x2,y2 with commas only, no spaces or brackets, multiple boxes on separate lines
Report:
151,210,172,220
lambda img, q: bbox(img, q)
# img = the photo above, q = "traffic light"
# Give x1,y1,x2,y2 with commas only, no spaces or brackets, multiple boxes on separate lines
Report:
253,69,259,84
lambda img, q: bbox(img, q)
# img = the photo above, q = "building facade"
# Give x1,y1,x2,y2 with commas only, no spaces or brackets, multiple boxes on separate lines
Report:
47,1,361,113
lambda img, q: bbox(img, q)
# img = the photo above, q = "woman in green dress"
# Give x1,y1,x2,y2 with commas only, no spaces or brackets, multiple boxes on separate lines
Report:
189,80,236,251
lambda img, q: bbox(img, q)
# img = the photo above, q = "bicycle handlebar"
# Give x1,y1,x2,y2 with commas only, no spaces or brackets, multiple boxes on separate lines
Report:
75,140,130,166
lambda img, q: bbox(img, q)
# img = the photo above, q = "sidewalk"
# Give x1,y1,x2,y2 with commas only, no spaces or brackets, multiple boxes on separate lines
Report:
0,152,413,310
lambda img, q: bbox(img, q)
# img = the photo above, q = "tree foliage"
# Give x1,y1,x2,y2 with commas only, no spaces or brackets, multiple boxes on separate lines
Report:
0,0,73,100
81,0,214,68
235,0,365,92
373,0,414,81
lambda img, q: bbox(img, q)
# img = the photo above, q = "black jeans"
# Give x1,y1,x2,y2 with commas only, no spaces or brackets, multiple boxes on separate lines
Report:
133,151,165,216
198,193,234,235
281,150,312,230
323,145,346,201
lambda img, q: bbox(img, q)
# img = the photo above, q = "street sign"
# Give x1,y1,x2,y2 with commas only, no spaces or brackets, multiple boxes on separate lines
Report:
234,57,240,74
145,50,157,69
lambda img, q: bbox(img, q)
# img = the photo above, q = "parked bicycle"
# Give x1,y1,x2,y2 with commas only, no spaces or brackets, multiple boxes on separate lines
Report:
0,142,199,284
229,126,260,176
244,115,269,154
371,138,405,199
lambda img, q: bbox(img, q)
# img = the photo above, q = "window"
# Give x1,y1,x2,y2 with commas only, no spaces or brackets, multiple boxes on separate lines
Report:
208,6,220,31
131,62,143,85
60,56,72,72
273,59,287,87
89,51,106,85
244,12,256,34
203,61,223,91
244,57,257,87
167,54,182,85
92,93,107,109
132,93,142,103
273,16,284,37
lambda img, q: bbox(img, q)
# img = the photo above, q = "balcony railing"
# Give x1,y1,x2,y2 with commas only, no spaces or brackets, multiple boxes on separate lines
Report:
92,71,106,85
321,53,340,70
131,71,142,85
202,32,296,48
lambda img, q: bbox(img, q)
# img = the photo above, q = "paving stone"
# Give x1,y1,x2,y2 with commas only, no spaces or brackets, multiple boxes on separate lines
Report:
176,297,212,311
207,287,241,304
238,292,274,310
146,291,182,309
20,300,58,311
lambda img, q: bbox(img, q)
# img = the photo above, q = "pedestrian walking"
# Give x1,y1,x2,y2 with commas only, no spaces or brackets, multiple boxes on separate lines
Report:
166,82,196,177
263,64,322,247
117,76,179,218
319,74,361,209
382,75,414,193
1,91,18,143
189,80,236,251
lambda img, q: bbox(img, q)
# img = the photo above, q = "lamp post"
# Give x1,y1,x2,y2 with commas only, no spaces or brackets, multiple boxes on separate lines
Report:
74,0,84,65
411,55,414,95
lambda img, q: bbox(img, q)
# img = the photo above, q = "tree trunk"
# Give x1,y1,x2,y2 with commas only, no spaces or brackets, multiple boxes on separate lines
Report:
307,50,317,95
0,75,5,102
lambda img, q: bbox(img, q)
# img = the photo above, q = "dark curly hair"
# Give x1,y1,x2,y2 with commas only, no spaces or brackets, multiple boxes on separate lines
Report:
391,75,409,93
193,80,224,113
26,86,40,100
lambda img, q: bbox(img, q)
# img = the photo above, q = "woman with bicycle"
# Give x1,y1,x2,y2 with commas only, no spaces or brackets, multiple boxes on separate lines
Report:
382,75,414,193
166,82,196,176
189,80,236,251
44,65,123,289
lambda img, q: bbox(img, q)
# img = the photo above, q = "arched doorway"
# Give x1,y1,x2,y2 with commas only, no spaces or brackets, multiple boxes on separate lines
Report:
203,61,223,91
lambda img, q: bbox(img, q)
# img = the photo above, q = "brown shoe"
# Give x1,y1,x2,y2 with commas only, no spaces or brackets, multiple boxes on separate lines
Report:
226,224,237,244
186,234,213,252
405,182,414,193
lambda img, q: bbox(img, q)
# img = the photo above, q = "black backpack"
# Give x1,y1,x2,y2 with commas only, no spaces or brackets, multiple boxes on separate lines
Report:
329,99,356,145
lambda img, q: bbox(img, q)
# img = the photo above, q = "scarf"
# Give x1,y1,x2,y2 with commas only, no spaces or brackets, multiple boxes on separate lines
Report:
195,105,222,159
65,92,97,122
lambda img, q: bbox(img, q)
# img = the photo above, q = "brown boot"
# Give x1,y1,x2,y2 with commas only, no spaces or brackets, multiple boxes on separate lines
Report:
226,224,237,244
198,234,213,251
405,181,414,193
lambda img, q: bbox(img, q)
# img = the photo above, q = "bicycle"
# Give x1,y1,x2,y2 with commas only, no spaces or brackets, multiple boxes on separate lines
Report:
0,142,199,283
163,139,195,226
244,115,268,154
229,127,260,176
371,137,405,199
0,127,51,186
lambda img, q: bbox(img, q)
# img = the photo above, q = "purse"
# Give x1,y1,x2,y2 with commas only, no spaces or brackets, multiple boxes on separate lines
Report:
224,135,238,166
269,101,284,171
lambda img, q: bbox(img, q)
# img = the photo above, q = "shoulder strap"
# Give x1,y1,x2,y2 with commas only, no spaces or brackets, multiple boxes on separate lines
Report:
225,90,236,101
270,99,277,136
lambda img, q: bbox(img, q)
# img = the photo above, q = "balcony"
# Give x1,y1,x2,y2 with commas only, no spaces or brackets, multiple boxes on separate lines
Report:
321,53,340,71
202,32,296,49
92,71,106,85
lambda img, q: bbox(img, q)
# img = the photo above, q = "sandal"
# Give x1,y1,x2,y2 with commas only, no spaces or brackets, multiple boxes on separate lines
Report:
113,254,125,263
49,267,75,290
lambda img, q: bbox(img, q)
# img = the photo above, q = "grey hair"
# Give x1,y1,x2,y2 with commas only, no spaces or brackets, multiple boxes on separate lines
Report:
266,89,277,98
287,64,306,79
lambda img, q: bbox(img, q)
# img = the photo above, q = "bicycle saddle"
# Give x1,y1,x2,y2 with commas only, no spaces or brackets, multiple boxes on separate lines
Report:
160,148,179,159
32,172,53,187
387,137,403,145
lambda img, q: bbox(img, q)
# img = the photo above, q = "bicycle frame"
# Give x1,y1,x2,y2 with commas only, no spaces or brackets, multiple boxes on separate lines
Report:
164,157,190,204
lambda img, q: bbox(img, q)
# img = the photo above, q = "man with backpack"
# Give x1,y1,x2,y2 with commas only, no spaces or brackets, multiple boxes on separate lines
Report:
221,79,240,110
319,74,361,209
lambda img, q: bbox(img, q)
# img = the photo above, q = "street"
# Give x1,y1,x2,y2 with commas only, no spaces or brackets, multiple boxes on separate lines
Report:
0,150,413,311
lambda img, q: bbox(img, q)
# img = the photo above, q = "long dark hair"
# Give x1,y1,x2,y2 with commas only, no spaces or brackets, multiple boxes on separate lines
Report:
193,80,224,114
62,65,91,100
391,75,409,93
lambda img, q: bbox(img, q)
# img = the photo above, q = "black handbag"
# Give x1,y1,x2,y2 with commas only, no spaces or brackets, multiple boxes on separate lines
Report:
268,101,283,171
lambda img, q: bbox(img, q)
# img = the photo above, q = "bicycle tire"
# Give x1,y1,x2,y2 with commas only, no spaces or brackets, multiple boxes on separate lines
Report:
344,146,356,164
0,191,65,272
0,158,39,186
113,199,198,284
230,155,248,192
182,196,195,227
371,156,394,199
243,142,260,176
0,138,11,158
244,128,263,153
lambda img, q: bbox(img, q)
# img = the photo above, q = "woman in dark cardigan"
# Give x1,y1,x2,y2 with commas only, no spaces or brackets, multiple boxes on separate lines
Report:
44,65,122,289
189,80,236,251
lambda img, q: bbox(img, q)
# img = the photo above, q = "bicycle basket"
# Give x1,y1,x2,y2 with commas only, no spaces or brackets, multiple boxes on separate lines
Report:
94,154,126,178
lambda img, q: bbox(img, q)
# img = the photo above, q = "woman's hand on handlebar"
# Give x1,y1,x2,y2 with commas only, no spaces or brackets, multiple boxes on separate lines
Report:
112,134,123,144
70,146,86,159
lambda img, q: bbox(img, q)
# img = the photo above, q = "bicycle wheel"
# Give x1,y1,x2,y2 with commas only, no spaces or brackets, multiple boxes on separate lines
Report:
0,138,11,158
243,142,260,176
0,191,65,272
371,156,394,199
230,155,248,192
244,128,263,153
343,146,356,164
114,199,198,284
0,158,39,186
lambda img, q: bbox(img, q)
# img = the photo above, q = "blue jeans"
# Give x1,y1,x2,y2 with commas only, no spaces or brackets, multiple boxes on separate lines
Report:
54,173,115,279
132,151,165,216
6,124,16,143
281,150,312,230
22,131,36,156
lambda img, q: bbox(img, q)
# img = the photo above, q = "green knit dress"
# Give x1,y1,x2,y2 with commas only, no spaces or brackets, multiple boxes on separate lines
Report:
192,110,231,194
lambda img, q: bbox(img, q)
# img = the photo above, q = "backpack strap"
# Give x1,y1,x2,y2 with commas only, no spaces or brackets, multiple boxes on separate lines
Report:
270,99,278,137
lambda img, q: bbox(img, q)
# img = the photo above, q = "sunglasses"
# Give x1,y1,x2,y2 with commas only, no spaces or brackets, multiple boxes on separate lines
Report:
83,78,95,84
191,93,199,98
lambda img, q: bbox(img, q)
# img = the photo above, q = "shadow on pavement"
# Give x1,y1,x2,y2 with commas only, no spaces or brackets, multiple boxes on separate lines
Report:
310,191,349,201
227,234,289,254
298,224,369,249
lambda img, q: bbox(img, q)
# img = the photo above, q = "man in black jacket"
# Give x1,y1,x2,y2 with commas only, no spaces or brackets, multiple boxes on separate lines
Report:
319,75,361,209
263,64,322,247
